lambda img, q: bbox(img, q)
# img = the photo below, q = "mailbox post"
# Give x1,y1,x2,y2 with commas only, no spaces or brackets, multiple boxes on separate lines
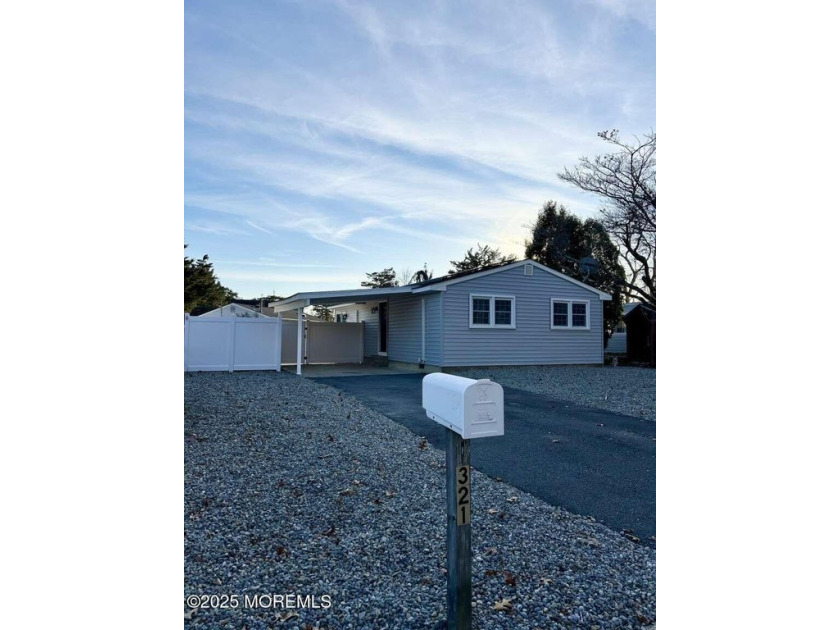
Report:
422,374,504,630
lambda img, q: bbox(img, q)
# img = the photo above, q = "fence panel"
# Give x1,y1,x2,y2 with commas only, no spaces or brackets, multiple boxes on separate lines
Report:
185,317,234,371
232,318,281,370
185,316,363,371
308,321,363,364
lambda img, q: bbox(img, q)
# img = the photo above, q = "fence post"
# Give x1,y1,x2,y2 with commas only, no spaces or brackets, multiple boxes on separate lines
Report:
275,315,283,372
228,318,236,372
184,314,190,371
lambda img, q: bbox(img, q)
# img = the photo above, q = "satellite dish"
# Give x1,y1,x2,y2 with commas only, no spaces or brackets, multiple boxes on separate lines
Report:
579,257,599,280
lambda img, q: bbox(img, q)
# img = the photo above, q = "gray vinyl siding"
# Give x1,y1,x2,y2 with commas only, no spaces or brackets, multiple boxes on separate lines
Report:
605,331,627,354
388,295,420,364
355,301,380,357
386,293,443,366
441,265,604,366
424,293,442,366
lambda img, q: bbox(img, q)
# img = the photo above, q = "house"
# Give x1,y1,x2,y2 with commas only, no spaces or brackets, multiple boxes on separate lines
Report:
604,302,638,355
270,259,611,373
197,303,271,318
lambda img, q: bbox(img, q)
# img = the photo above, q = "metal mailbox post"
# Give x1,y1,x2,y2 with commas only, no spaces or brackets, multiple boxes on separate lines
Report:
422,374,504,630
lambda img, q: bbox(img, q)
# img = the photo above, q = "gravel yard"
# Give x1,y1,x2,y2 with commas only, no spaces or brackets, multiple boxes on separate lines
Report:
450,366,656,421
184,371,656,629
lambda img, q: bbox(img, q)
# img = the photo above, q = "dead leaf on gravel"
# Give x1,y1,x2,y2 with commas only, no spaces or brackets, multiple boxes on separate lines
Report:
372,497,382,505
419,437,428,450
484,547,498,555
339,487,356,496
539,577,552,585
492,598,514,612
485,570,499,576
321,525,336,537
493,476,503,482
503,571,517,586
184,608,198,620
621,530,641,544
506,496,519,503
275,546,287,556
276,611,299,623
487,508,499,515
351,479,363,486
328,434,335,442
385,490,396,498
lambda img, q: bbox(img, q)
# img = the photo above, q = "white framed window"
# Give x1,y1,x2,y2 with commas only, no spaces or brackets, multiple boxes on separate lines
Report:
469,294,516,329
551,299,590,330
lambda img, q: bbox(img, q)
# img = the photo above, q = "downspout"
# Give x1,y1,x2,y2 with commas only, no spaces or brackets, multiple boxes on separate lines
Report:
420,298,426,370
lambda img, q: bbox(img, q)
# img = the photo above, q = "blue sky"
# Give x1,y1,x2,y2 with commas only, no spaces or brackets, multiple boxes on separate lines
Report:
185,0,655,299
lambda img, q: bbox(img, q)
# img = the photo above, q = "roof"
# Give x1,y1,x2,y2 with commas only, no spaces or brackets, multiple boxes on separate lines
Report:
271,259,611,311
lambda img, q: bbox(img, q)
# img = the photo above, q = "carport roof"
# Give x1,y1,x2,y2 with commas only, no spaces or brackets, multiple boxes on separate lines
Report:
270,286,417,311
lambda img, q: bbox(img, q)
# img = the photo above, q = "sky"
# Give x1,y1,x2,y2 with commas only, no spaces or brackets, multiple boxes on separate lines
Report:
185,0,655,299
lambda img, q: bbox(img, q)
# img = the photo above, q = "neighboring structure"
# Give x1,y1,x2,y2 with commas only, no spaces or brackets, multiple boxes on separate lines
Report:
271,259,611,373
197,303,270,318
604,302,639,355
624,302,656,366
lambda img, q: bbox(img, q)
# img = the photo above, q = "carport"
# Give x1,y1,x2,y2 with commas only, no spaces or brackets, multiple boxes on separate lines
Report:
271,286,413,375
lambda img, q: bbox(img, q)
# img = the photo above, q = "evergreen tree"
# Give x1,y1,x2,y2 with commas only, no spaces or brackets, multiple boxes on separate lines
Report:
525,202,626,345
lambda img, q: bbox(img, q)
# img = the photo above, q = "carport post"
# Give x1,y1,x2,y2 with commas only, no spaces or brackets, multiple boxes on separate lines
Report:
296,307,303,375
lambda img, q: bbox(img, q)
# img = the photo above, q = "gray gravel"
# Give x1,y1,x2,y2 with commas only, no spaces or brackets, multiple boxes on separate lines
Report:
185,371,655,629
450,366,656,421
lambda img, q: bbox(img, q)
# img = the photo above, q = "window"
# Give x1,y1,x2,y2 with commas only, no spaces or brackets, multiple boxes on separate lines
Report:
552,301,568,327
470,295,515,328
472,298,490,325
551,299,589,329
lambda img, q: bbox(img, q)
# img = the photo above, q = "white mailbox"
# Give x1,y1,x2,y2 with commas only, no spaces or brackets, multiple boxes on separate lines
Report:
422,373,504,439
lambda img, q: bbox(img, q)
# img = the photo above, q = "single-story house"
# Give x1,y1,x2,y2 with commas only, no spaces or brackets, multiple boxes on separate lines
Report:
197,303,271,318
270,259,611,373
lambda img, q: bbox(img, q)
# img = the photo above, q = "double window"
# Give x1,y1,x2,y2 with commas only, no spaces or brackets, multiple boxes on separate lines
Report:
551,299,590,329
470,294,515,328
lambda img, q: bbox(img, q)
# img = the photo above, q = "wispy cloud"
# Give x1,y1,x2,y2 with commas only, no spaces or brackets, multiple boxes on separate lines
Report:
185,0,654,296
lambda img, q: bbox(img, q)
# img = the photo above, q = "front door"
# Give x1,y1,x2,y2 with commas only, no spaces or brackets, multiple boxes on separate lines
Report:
378,301,388,354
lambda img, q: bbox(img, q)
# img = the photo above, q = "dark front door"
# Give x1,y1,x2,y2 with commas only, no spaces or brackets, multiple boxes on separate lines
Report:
378,301,388,354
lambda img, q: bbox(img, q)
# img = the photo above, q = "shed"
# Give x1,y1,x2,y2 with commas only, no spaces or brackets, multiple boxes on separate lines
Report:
624,302,656,366
270,259,611,374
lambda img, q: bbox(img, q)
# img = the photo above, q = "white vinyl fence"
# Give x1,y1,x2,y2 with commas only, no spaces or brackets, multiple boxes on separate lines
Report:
184,315,363,372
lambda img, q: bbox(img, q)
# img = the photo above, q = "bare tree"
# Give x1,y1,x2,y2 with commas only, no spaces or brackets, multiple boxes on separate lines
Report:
397,266,414,287
558,130,655,308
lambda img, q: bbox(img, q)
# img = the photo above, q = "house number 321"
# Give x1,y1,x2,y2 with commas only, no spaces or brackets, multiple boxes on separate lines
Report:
456,465,471,526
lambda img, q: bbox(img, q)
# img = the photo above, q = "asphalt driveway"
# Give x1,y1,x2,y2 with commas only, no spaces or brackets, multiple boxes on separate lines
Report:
315,373,656,543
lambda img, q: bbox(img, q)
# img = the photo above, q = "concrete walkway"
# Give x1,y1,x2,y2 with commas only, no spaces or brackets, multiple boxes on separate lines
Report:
313,373,656,543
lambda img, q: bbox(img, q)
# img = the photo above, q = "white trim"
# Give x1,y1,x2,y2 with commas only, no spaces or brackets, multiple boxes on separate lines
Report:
425,259,611,300
469,294,516,329
550,298,591,330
